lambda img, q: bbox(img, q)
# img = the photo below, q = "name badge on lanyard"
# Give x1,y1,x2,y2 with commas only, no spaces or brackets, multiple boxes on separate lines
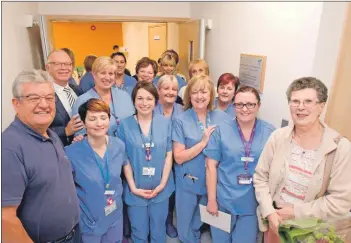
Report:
137,117,154,162
235,118,257,185
142,167,155,176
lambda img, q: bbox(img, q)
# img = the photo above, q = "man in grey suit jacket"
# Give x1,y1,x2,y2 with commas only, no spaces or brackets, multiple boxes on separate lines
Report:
46,50,84,146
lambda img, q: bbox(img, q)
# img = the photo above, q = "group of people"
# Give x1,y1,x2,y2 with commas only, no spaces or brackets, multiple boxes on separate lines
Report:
2,46,351,243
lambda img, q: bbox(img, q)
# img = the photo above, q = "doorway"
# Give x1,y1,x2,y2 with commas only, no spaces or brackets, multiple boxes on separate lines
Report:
148,23,167,62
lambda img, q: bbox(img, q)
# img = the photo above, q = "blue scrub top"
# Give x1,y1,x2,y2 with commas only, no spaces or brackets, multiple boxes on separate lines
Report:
154,102,184,121
214,98,236,117
79,72,95,93
65,136,128,235
72,87,135,137
113,75,137,94
117,114,175,206
172,108,231,195
152,75,187,90
203,118,275,215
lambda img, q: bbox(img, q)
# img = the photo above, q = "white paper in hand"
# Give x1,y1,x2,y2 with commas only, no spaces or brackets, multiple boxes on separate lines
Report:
199,204,231,233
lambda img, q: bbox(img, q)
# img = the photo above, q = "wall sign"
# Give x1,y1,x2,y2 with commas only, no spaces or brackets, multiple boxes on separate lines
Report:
239,53,267,93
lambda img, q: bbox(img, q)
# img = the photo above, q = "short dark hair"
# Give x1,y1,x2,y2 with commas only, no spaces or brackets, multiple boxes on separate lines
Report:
84,55,97,72
131,81,159,108
113,45,119,50
60,48,75,67
135,57,157,76
111,52,127,63
234,85,261,104
78,98,110,123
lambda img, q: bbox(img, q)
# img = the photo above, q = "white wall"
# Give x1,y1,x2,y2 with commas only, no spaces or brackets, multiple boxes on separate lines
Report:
191,2,347,128
2,2,39,130
37,2,191,18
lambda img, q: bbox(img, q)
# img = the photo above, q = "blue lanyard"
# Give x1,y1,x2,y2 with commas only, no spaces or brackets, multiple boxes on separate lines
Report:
93,148,110,189
93,88,119,125
195,111,211,132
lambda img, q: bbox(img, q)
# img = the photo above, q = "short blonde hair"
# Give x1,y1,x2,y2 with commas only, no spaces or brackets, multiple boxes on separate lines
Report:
183,74,215,111
92,56,116,74
188,59,209,78
157,75,179,90
160,53,176,68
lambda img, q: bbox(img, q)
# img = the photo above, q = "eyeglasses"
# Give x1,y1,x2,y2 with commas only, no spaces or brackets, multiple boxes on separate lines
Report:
289,99,320,107
234,102,257,109
18,94,56,104
48,62,73,68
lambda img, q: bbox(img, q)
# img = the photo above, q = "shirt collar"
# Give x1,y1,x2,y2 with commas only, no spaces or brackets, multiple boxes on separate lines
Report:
13,116,57,142
53,82,70,92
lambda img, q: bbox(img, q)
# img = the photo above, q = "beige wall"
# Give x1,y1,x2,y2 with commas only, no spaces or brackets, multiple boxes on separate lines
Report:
2,2,39,130
122,22,179,75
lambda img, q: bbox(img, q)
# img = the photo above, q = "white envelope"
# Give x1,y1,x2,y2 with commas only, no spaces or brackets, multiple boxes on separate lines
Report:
199,204,231,233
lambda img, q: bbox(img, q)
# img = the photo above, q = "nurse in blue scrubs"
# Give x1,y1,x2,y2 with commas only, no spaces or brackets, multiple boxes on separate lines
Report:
172,74,231,243
214,73,240,118
203,86,275,243
154,74,183,238
117,82,174,243
65,98,128,243
154,74,183,120
72,56,135,138
111,52,137,92
79,55,98,93
152,53,186,90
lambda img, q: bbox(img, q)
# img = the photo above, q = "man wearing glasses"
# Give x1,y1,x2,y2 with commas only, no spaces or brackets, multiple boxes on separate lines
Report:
2,70,80,243
46,50,84,146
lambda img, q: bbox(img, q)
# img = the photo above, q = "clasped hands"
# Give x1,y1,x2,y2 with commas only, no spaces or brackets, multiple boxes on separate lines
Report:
131,184,165,199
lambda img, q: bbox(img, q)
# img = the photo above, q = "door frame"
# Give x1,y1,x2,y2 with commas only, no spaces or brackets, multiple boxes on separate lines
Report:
148,23,168,59
325,3,351,138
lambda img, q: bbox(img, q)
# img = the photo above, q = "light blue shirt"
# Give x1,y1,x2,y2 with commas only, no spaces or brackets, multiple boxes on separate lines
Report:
72,87,135,137
172,108,231,195
65,136,128,235
154,102,183,121
117,114,175,206
203,118,275,215
152,75,187,90
214,98,236,117
113,75,137,95
79,72,95,93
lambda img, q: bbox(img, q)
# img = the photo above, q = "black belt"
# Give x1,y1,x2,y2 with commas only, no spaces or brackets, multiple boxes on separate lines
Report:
46,224,77,243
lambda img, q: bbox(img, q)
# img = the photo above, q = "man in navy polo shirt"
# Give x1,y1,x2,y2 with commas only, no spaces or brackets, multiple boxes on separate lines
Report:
2,70,80,243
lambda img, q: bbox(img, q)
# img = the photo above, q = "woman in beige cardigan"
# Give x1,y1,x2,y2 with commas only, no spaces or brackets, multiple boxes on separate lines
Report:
253,77,351,241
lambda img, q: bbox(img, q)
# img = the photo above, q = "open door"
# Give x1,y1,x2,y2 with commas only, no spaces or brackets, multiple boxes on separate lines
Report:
178,19,205,81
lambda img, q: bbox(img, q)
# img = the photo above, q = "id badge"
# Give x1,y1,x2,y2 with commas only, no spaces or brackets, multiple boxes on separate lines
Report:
237,174,252,185
104,190,115,196
241,157,254,162
142,142,155,148
104,200,117,216
142,167,155,176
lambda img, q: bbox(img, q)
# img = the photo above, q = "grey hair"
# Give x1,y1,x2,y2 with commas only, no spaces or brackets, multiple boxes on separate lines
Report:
12,70,55,98
157,75,178,90
286,77,328,103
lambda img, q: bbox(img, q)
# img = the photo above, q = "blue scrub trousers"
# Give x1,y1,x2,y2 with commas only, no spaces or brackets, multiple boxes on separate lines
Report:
176,180,207,243
128,199,169,243
210,205,258,243
81,219,123,243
